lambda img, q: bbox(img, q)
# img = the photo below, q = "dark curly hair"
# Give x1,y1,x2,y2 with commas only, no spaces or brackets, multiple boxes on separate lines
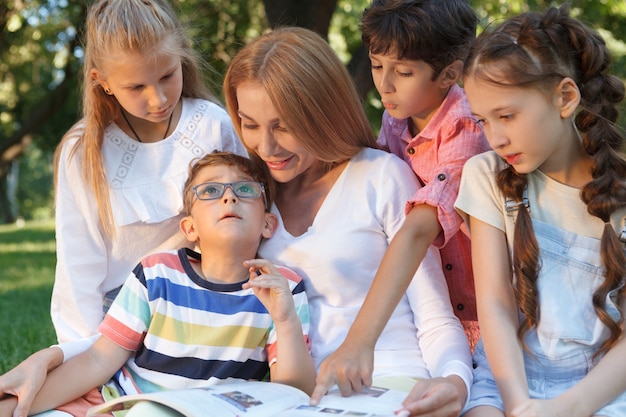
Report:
361,0,478,80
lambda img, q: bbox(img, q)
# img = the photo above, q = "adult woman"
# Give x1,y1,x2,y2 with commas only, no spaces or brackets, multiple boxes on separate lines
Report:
223,27,471,417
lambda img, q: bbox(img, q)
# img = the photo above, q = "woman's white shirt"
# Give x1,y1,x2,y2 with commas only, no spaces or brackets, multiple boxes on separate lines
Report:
259,148,472,385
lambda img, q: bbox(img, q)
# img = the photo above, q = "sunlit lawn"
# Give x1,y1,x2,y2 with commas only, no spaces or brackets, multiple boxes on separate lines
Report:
0,221,57,374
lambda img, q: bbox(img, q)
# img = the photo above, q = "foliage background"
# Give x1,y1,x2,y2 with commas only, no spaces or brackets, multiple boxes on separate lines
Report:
0,0,625,223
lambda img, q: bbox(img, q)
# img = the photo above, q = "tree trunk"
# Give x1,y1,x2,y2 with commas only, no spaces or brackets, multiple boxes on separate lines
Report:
262,0,337,35
0,170,15,223
261,0,373,98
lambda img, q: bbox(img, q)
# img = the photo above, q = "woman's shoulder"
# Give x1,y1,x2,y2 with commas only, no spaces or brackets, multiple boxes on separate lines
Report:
358,147,416,174
346,148,408,177
347,148,419,192
354,147,409,166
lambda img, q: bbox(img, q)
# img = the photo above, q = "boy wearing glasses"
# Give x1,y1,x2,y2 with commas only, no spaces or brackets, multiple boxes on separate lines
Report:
0,152,314,417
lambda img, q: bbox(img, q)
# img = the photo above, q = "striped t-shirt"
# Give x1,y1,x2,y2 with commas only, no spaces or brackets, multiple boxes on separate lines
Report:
99,247,310,393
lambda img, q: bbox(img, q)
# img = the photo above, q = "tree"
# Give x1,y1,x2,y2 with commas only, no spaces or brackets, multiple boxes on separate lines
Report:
0,1,85,222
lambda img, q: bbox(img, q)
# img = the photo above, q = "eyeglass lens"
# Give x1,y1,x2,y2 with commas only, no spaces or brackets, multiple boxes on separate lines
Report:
194,181,263,200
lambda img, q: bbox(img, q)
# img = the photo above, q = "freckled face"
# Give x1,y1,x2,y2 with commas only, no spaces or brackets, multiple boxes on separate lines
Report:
235,81,317,184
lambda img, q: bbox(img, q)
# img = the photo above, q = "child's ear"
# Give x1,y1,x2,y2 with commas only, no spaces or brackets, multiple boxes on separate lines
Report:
91,69,113,94
262,213,278,239
556,77,580,119
91,69,106,87
180,215,199,243
438,60,463,88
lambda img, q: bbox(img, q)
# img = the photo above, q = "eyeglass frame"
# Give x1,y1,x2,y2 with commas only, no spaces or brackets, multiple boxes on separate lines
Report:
191,181,268,209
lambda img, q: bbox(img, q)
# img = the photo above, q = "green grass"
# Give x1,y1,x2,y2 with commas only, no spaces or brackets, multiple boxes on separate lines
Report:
0,221,57,374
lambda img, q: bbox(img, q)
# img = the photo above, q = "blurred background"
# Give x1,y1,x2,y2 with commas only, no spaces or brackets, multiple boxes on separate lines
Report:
0,0,625,374
0,0,624,224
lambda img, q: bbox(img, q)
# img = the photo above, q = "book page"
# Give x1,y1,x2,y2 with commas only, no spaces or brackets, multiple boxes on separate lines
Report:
274,385,406,417
88,380,409,417
87,382,309,417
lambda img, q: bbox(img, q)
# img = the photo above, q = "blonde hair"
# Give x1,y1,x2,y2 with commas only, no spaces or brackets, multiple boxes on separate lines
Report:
223,26,377,169
54,0,219,237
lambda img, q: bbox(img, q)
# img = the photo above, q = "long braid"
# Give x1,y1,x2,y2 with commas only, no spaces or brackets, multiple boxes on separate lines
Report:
497,168,540,349
563,10,626,356
466,5,626,354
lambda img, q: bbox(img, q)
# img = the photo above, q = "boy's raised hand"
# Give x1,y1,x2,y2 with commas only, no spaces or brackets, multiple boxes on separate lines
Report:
244,259,316,395
242,259,297,324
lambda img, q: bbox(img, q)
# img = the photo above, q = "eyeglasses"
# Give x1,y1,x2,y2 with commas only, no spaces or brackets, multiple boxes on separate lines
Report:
192,181,266,206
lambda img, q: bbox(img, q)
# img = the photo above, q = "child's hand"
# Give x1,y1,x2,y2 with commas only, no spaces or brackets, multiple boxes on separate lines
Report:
242,259,296,324
510,398,569,417
310,341,374,405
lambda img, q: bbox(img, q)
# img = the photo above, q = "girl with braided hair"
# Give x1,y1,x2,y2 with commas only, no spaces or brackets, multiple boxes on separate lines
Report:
455,5,626,417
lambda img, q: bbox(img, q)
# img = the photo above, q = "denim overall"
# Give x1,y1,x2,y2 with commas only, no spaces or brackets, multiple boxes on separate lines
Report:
465,219,626,416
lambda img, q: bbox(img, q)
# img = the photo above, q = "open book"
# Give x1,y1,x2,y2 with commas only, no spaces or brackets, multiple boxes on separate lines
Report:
87,378,414,417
